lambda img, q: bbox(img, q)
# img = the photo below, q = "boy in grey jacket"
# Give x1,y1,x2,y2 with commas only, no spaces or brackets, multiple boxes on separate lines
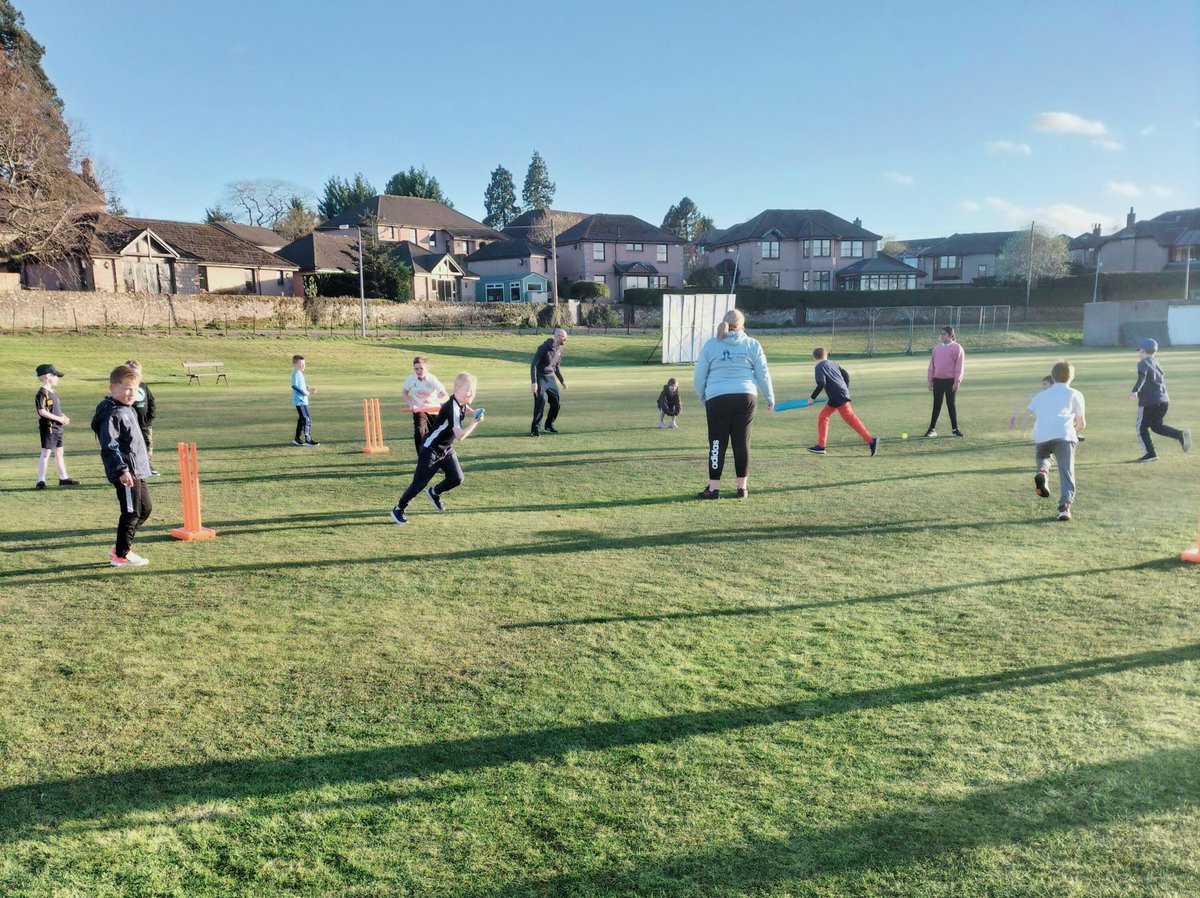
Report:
1128,339,1191,462
92,364,153,567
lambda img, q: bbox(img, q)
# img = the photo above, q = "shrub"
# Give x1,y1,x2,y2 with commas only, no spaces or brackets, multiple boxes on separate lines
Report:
686,266,720,289
583,303,621,328
568,280,610,301
536,303,572,329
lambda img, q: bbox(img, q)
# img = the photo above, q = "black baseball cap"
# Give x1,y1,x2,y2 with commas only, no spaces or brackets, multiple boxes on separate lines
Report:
36,364,64,377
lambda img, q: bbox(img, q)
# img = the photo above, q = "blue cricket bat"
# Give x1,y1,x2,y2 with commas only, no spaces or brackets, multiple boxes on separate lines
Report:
473,408,485,420
774,398,827,412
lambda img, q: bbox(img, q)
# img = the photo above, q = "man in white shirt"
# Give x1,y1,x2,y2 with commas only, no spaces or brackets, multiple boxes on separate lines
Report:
401,356,449,454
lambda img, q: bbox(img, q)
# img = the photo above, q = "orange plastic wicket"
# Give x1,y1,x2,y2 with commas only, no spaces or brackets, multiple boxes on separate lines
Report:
1183,505,1200,563
362,398,389,454
170,442,216,541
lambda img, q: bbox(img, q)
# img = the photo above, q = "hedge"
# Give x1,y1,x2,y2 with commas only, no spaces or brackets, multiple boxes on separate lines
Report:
623,270,1192,311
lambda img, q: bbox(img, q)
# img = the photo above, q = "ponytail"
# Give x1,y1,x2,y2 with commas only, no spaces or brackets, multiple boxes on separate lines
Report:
716,309,745,340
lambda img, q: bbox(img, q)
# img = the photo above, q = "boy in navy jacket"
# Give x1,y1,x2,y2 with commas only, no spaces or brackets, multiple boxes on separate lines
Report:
1128,339,1191,462
807,347,878,456
92,364,153,567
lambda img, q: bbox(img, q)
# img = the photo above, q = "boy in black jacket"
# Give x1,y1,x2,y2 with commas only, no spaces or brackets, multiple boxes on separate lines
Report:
92,364,153,568
657,378,682,428
806,347,878,456
126,359,159,475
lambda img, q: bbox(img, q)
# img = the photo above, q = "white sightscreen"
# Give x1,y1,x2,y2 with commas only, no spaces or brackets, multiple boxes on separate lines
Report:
662,293,738,364
1168,305,1200,345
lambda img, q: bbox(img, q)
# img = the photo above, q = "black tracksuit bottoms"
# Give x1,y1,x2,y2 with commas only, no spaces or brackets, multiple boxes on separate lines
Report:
396,447,464,511
113,479,152,558
705,393,756,479
929,377,959,430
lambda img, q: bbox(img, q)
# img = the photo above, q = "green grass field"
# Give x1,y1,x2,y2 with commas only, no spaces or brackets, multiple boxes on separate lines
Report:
1,331,1197,897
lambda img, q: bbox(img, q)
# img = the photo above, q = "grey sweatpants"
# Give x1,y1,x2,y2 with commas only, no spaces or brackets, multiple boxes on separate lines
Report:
1035,439,1076,506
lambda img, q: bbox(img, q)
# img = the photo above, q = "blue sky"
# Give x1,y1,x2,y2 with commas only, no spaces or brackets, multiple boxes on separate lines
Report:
25,0,1200,239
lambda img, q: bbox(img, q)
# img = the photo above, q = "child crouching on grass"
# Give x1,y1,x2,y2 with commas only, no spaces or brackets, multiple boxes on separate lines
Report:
657,378,682,428
390,373,482,525
92,364,153,567
1027,360,1086,522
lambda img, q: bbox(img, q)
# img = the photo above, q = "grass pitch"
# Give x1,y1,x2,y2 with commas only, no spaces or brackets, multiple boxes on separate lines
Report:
0,331,1197,897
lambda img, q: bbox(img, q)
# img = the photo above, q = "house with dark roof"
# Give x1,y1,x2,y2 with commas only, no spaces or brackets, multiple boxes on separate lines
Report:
1068,224,1106,270
501,208,590,244
553,213,686,300
318,195,504,258
212,221,288,253
914,230,1022,286
464,239,551,302
1095,207,1200,273
22,215,298,295
696,210,885,291
277,231,480,302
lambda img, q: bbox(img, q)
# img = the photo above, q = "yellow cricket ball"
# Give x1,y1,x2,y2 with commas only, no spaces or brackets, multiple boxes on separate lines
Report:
901,432,908,440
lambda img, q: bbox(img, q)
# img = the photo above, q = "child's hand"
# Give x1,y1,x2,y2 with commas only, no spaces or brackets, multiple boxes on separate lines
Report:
118,471,135,487
1127,392,1137,400
61,415,70,425
309,387,317,395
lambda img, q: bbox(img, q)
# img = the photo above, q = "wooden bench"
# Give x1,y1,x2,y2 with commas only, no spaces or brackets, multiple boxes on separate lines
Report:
182,361,228,385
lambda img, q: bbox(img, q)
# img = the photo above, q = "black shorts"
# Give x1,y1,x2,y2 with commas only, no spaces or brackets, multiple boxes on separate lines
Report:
40,428,63,450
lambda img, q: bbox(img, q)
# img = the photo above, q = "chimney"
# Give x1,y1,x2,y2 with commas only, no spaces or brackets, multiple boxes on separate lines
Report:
1126,207,1136,229
853,217,862,228
1092,223,1101,237
80,158,104,198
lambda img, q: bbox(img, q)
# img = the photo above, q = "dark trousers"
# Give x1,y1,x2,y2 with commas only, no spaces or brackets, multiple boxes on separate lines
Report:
295,405,311,442
412,411,437,453
114,479,152,558
705,393,756,479
532,377,561,431
929,378,958,430
396,447,463,511
1136,402,1182,455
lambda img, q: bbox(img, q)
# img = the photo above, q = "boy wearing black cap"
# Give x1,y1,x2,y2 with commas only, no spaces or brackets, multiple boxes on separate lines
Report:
34,363,80,490
1128,338,1191,462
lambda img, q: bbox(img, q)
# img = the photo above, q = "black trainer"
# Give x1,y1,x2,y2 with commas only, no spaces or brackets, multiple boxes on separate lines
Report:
426,486,444,512
869,437,879,457
34,481,46,490
924,429,937,438
806,445,826,455
1137,453,1158,463
304,439,320,447
543,424,559,434
735,487,748,499
1034,471,1050,498
697,486,719,499
59,478,80,486
530,428,540,437
292,439,303,446
952,429,965,437
389,507,408,525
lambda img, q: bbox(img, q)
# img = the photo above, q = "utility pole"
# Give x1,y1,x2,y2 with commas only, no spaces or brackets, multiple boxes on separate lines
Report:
1091,261,1102,303
1024,220,1035,309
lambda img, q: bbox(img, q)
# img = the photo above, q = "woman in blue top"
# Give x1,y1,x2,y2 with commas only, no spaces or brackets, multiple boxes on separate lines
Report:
693,309,774,499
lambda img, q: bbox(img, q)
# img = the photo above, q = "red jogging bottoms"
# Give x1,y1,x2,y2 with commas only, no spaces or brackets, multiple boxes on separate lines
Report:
817,402,872,447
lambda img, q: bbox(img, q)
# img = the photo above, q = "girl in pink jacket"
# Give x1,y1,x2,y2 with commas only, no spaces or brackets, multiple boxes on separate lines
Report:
926,326,965,437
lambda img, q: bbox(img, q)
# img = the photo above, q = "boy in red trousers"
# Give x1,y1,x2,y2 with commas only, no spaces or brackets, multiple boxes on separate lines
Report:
806,347,878,457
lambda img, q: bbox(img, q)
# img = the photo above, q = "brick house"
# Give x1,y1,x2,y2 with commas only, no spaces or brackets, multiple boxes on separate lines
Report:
553,213,686,301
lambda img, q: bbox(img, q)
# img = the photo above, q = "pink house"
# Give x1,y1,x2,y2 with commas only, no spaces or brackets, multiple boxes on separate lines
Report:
553,213,686,301
317,195,505,258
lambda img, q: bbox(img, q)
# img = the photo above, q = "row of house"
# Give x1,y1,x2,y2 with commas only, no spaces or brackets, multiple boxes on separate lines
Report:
15,181,1198,302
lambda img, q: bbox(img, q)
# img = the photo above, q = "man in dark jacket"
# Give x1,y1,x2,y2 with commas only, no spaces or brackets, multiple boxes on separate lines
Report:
530,328,568,436
92,364,153,567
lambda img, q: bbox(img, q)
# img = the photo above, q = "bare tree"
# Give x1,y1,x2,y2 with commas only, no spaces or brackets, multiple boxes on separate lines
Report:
218,178,312,228
0,62,99,262
526,210,586,305
997,225,1071,283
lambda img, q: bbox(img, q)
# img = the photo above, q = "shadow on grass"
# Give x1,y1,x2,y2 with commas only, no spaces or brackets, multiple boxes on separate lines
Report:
1,643,1195,847
0,517,1038,584
449,743,1200,897
499,558,1180,629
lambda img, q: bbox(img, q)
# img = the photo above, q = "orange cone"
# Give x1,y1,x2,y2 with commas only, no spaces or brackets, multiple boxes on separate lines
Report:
1183,506,1200,563
170,442,216,541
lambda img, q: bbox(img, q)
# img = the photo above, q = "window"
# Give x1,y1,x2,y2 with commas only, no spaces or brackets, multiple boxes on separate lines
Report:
454,241,466,255
812,271,831,291
485,283,504,302
592,243,605,261
936,255,960,270
760,272,780,288
591,275,606,284
656,244,667,262
625,242,643,251
626,275,650,290
977,264,988,279
1169,245,1197,263
761,240,780,259
244,269,256,294
277,270,285,287
803,239,831,258
510,283,522,302
198,266,208,292
849,274,918,291
802,271,809,289
841,240,864,258
935,255,962,279
725,245,735,253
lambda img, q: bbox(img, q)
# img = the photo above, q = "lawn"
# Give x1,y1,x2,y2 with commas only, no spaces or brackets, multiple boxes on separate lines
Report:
0,331,1197,897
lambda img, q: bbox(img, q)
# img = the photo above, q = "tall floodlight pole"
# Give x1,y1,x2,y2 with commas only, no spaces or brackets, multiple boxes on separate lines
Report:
1024,220,1036,309
551,220,558,306
1091,261,1102,303
338,224,367,336
1186,246,1193,302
